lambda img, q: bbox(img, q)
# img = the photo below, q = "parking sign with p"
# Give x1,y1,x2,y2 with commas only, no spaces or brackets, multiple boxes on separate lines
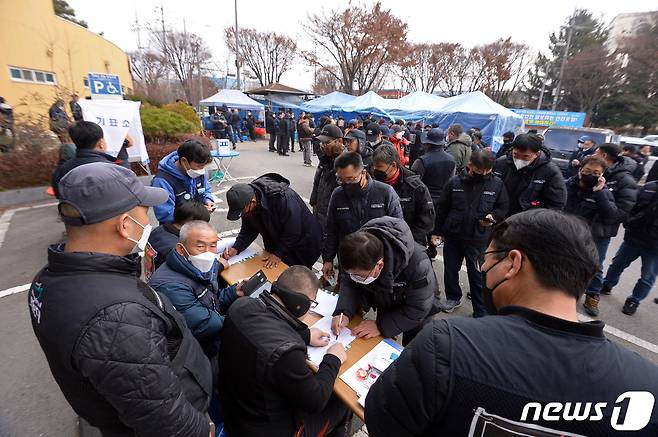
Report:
88,73,123,100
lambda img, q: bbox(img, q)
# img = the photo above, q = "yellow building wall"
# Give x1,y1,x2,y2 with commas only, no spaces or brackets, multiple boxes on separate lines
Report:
0,0,133,122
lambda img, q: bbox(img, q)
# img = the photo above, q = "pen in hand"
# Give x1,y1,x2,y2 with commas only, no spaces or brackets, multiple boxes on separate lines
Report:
336,313,343,341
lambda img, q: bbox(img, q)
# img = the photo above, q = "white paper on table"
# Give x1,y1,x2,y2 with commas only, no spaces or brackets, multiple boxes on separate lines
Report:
307,316,356,367
214,237,259,266
311,289,339,318
339,338,403,405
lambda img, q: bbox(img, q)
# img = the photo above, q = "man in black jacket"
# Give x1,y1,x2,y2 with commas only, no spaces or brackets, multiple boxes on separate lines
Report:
581,143,638,316
51,121,121,198
276,111,290,156
29,163,214,437
219,266,350,437
344,127,374,172
149,200,211,270
365,209,658,437
310,124,345,234
495,130,515,159
245,110,256,141
331,217,437,345
494,133,567,217
566,135,598,178
266,110,276,152
365,122,393,151
372,144,435,245
322,152,403,280
602,181,658,315
436,149,509,315
224,173,322,269
411,127,456,258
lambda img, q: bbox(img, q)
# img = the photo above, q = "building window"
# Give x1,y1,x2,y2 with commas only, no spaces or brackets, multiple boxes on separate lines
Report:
83,77,89,88
8,66,56,85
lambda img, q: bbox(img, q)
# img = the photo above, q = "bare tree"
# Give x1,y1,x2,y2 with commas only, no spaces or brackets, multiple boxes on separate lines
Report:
475,38,531,105
224,27,296,87
150,28,212,103
129,50,169,100
433,43,471,96
396,44,443,93
302,2,408,95
312,67,341,95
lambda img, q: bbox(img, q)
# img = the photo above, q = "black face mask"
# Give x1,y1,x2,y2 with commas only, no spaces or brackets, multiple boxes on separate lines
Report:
270,282,311,318
481,250,511,315
373,169,388,182
580,174,599,189
342,174,363,196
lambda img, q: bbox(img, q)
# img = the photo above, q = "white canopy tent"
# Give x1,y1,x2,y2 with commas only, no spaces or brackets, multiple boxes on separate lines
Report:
200,89,265,111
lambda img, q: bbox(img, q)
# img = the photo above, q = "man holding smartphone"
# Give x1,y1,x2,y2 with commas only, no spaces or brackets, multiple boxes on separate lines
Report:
435,149,509,316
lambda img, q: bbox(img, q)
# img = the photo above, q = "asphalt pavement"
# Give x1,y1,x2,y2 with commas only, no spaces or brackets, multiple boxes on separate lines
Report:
1,138,657,436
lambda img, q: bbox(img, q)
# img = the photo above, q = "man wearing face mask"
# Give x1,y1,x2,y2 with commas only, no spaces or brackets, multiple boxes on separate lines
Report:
29,163,215,437
389,125,409,166
223,173,322,269
365,122,393,152
372,144,434,245
344,127,374,172
149,221,241,357
219,266,351,437
566,135,598,178
495,131,515,159
435,149,508,315
331,217,437,346
579,143,638,316
493,133,566,217
445,124,473,173
322,152,403,281
365,209,658,437
151,139,215,224
310,124,345,234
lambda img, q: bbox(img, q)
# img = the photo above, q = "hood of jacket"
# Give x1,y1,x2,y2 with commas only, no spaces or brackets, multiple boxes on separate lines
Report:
250,173,291,199
606,156,635,179
360,217,415,283
157,151,187,182
447,132,473,148
359,143,373,160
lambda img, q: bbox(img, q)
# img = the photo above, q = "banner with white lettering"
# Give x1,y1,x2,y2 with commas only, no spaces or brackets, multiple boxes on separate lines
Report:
78,99,149,163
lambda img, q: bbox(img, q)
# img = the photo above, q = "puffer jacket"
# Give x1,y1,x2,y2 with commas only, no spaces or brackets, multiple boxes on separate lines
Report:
624,181,658,250
564,175,632,239
149,250,237,356
29,245,211,437
494,149,567,216
333,217,437,338
310,155,339,232
445,133,473,172
389,135,409,166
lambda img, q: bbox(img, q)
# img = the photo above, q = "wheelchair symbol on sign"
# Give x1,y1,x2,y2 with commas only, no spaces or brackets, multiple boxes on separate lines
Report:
106,82,119,94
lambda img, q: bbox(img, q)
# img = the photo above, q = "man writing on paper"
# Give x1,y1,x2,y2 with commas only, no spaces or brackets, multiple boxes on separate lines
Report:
223,173,322,269
219,266,351,437
331,217,438,346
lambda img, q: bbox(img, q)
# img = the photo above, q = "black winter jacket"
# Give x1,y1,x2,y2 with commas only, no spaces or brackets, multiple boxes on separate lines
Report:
334,217,437,338
388,167,435,244
29,246,211,437
310,155,339,232
323,175,403,261
234,173,322,268
624,181,658,250
564,176,631,239
265,113,276,134
494,150,567,216
566,145,598,177
411,146,456,202
366,306,658,437
219,293,339,437
437,171,509,244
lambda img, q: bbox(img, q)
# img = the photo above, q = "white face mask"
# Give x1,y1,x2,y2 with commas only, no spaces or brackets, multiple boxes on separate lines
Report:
126,215,152,256
395,131,404,140
182,159,206,178
181,245,217,273
350,274,376,285
513,158,532,170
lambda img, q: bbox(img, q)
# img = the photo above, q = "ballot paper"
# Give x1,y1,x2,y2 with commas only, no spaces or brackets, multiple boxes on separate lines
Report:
311,289,339,318
215,237,259,266
340,338,403,408
307,316,356,367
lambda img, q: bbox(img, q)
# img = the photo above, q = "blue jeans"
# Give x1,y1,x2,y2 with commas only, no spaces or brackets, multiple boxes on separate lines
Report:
603,240,658,304
587,237,611,295
443,238,486,317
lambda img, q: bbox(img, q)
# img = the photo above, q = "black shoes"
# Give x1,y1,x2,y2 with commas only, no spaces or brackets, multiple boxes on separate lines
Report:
600,285,612,295
622,299,639,316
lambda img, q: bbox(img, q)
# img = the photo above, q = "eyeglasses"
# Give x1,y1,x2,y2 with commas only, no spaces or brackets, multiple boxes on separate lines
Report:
336,172,363,185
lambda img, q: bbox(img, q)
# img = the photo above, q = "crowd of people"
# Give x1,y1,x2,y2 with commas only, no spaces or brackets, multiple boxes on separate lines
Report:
27,111,658,436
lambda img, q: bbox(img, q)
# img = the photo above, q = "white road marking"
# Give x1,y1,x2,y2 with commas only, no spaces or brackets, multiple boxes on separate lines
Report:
10,201,58,212
0,283,30,299
0,210,15,248
300,196,311,205
578,313,658,354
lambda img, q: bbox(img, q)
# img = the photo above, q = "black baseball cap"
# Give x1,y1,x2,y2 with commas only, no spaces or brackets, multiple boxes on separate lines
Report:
226,183,255,221
421,128,446,146
344,129,366,141
58,162,168,225
365,123,381,142
315,124,343,142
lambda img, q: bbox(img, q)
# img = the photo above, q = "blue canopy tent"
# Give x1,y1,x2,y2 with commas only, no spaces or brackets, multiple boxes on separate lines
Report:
300,91,359,120
341,91,395,120
199,89,265,131
386,91,446,121
425,91,524,151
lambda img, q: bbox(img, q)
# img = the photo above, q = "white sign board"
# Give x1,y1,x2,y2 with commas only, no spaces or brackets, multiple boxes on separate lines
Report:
88,73,123,100
78,99,149,164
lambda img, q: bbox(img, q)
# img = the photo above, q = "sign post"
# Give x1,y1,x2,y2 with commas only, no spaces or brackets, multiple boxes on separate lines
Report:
88,73,123,100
